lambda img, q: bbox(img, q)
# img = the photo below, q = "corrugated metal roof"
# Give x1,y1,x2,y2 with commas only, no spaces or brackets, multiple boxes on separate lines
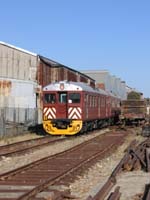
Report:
0,41,37,56
39,55,63,67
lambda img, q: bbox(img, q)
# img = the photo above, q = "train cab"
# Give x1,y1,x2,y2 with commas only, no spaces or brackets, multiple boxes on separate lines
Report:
43,81,83,135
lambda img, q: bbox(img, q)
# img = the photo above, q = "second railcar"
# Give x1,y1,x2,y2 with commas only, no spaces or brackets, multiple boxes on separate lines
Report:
120,91,146,125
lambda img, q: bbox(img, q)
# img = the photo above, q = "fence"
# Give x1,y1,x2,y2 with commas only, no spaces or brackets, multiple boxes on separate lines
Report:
0,107,38,138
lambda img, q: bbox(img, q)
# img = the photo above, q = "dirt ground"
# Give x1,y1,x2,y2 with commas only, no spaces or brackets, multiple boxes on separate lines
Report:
0,127,149,200
69,127,149,200
0,132,43,146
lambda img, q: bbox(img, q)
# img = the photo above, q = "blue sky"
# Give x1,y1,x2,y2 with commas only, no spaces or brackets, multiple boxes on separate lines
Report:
0,0,150,97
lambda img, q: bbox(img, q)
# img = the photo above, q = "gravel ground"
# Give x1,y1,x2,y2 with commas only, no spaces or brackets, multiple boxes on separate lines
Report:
0,129,108,174
116,171,150,200
69,127,148,200
0,133,43,146
0,127,148,200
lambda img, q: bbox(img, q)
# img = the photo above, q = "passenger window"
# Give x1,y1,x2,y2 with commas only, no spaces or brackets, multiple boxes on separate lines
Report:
44,93,56,104
69,93,80,103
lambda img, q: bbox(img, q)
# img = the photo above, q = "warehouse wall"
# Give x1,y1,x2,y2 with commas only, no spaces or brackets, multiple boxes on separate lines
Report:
0,78,38,137
0,43,37,81
81,70,127,100
0,42,39,137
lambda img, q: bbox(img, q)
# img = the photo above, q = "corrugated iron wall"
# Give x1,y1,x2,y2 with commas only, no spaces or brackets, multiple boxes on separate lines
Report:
0,43,39,137
0,44,37,81
67,70,77,82
80,75,88,83
0,108,38,137
80,70,127,100
0,79,38,137
0,109,5,136
38,60,95,87
59,68,66,81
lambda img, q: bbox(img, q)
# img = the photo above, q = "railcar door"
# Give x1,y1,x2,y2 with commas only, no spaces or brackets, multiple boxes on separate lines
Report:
57,92,68,118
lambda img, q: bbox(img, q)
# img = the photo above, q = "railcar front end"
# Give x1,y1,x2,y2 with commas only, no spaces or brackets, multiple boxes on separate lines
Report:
43,82,83,135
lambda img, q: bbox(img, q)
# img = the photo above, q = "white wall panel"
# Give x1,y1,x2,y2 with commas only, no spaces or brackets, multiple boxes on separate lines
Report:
0,43,37,81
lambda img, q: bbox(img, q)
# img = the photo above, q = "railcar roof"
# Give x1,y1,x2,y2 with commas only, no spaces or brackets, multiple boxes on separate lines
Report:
43,81,108,95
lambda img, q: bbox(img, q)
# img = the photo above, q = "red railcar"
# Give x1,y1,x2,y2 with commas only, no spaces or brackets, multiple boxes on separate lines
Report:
43,81,121,135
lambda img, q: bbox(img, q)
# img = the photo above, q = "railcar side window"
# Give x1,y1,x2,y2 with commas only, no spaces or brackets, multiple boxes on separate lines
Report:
69,93,80,103
44,93,56,104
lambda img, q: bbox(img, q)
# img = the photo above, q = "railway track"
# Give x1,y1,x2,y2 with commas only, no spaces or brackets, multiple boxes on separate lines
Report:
86,137,150,200
0,136,68,158
0,130,127,200
0,126,128,158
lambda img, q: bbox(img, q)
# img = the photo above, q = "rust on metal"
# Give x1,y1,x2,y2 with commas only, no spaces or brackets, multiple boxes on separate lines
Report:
87,138,150,200
146,148,150,172
123,138,150,172
0,136,67,159
111,139,137,177
107,186,121,200
130,149,146,168
0,80,12,96
0,130,126,200
92,177,116,200
142,184,150,200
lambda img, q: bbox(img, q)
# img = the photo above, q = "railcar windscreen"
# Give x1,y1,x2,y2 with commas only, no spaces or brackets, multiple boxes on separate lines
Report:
44,93,56,104
69,93,80,103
